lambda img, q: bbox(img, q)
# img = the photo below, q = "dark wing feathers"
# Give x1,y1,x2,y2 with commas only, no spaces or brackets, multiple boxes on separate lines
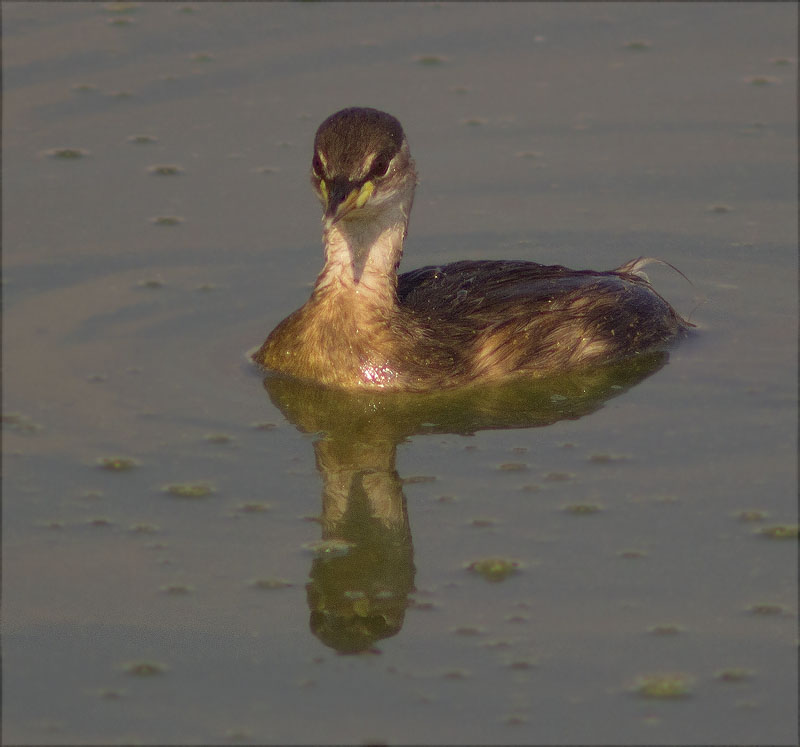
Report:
398,260,639,316
396,260,686,374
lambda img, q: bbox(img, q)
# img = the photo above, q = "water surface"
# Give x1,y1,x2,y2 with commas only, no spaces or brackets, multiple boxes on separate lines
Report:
3,3,797,744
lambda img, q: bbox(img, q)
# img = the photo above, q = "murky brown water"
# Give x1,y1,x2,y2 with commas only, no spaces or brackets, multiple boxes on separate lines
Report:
3,3,797,744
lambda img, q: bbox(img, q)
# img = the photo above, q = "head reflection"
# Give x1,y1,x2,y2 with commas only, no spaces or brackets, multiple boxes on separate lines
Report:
307,466,413,654
263,352,668,653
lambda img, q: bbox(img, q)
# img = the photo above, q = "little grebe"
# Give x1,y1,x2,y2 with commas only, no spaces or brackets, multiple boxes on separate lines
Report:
253,107,690,391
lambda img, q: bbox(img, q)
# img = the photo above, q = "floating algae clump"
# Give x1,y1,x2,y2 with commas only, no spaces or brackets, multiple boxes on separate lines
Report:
634,672,693,699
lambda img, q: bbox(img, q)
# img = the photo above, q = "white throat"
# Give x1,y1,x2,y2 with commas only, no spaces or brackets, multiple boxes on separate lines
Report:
314,199,411,305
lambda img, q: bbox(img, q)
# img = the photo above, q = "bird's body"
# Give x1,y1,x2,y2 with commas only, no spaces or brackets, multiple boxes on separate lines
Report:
253,107,690,391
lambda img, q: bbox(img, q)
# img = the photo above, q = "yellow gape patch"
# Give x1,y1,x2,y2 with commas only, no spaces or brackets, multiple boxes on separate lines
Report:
356,181,374,208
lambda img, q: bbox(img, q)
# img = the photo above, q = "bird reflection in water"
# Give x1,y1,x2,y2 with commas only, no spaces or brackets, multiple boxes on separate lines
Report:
261,352,669,654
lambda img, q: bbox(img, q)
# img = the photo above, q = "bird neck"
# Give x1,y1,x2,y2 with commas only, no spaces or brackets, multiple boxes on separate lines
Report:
313,204,410,309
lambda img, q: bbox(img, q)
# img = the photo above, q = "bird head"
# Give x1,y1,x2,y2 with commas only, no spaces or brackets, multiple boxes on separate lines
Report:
310,107,417,229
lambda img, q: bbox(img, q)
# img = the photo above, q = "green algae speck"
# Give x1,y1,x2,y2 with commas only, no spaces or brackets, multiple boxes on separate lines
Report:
128,134,158,144
623,40,652,51
151,216,183,226
758,524,798,540
716,667,754,683
249,578,292,590
164,482,214,498
122,660,167,676
148,164,183,176
45,148,89,160
467,557,520,582
563,503,602,515
414,54,448,66
97,456,138,472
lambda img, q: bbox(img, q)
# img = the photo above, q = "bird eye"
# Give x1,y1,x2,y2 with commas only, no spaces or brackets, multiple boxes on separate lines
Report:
311,153,325,179
369,154,391,179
